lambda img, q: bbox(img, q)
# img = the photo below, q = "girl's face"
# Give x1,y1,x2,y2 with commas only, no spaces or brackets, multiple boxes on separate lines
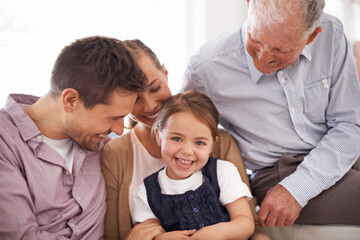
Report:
155,111,217,180
130,55,171,128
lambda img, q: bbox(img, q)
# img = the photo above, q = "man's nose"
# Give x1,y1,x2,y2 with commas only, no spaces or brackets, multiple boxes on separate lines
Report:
257,47,274,65
110,118,124,136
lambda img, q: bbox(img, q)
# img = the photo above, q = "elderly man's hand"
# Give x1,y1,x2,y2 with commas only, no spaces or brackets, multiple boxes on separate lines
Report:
258,184,302,228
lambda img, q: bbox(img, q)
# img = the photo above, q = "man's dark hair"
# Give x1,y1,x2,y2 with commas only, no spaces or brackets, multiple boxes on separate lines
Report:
50,36,147,108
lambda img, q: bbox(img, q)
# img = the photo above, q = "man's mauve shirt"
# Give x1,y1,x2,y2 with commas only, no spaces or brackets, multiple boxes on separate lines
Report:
0,94,106,239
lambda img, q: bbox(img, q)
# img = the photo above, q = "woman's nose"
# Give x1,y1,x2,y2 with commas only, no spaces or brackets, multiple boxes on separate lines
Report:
142,93,157,113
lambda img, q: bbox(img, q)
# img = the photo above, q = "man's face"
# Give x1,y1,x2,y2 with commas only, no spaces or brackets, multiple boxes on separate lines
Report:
65,89,137,151
246,16,309,74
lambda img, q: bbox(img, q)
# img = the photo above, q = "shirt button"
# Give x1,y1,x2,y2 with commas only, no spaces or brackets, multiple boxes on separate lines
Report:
278,70,283,75
37,135,42,140
75,196,81,202
280,78,285,83
322,79,329,88
193,208,198,213
188,194,193,200
69,223,76,228
291,107,296,113
199,223,205,228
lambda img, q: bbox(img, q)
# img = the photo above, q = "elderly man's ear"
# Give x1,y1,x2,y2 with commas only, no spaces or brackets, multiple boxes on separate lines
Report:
306,27,322,45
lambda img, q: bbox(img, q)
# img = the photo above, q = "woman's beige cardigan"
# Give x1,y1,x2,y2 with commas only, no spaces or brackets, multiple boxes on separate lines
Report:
100,129,269,240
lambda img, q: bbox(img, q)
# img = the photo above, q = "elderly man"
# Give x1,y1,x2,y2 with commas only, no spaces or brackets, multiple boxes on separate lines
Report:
183,0,360,232
0,36,147,239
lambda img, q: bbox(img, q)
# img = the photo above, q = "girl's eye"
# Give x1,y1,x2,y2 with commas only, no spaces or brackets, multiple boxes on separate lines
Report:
171,137,182,142
195,141,205,146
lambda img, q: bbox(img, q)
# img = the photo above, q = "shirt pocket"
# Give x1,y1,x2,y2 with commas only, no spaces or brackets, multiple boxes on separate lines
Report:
303,77,330,123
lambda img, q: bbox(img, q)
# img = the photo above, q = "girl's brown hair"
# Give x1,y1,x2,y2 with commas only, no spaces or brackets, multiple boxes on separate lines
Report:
152,90,219,141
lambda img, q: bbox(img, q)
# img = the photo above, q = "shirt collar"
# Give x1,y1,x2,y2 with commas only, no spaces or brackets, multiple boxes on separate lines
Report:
5,94,42,142
241,20,312,84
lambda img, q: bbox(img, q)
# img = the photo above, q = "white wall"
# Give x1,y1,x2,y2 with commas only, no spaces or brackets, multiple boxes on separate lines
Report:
205,0,247,41
0,0,359,107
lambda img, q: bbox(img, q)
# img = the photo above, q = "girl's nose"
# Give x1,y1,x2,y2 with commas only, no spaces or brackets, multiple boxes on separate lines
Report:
181,142,193,156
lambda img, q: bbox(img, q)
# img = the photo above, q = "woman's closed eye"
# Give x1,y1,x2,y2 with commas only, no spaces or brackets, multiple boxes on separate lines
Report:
149,85,161,93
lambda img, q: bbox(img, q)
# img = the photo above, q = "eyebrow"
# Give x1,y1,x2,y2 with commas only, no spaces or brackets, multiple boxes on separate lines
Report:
108,115,126,120
148,78,160,87
195,137,211,142
170,132,184,137
170,132,211,141
250,33,292,52
249,33,259,42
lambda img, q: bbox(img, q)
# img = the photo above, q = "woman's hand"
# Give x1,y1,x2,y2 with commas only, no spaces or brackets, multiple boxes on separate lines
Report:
125,219,165,240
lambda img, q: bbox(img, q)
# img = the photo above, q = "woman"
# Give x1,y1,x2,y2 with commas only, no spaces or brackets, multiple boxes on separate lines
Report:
100,39,269,240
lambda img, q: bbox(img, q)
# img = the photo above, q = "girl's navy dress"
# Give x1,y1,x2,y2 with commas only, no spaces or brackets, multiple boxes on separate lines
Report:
144,157,230,231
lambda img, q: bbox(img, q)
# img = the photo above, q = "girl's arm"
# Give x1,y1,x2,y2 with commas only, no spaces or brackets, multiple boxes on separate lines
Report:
190,196,254,240
155,229,196,240
212,129,270,240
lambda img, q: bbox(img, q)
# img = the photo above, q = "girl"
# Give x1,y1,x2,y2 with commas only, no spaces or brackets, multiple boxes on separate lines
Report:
101,39,268,240
132,90,255,240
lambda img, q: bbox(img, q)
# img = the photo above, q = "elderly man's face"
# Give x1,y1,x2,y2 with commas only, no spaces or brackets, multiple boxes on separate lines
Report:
246,18,309,74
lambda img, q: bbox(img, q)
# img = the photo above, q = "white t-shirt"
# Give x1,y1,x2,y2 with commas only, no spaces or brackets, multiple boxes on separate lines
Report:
42,135,74,173
132,160,252,224
128,129,166,214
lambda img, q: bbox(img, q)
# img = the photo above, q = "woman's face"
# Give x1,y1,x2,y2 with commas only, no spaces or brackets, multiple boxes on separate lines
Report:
130,55,171,128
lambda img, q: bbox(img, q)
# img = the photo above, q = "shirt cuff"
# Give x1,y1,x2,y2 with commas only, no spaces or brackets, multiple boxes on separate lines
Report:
279,168,324,207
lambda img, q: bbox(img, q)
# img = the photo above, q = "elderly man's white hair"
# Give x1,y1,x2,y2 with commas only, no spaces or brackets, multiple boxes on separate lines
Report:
248,0,325,39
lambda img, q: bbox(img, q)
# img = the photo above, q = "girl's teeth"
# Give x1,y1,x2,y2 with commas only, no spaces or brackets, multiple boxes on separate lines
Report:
176,158,193,169
178,159,191,164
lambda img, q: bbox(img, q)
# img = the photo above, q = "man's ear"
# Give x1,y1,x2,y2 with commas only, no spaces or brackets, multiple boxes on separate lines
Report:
62,88,80,113
306,26,322,45
154,127,162,147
